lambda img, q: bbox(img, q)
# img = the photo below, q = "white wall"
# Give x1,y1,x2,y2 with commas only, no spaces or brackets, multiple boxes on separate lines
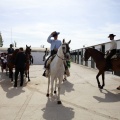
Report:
117,40,120,49
31,51,45,65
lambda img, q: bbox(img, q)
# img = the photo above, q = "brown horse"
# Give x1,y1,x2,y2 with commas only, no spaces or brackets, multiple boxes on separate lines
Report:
7,49,19,81
25,45,33,81
84,48,120,89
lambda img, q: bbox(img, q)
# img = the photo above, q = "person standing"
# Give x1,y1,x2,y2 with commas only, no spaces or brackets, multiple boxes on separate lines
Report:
106,34,117,70
14,47,26,87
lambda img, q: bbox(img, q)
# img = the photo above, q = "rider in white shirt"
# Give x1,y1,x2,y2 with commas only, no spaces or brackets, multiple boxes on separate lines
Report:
106,34,117,70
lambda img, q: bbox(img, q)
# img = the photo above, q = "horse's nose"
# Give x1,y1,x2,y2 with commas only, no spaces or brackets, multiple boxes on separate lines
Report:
66,54,70,60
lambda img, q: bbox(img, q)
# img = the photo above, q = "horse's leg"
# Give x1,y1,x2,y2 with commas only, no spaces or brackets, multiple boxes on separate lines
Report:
63,74,67,82
101,72,105,89
46,75,50,97
9,68,12,78
50,76,54,97
24,69,27,77
1,66,3,73
28,70,30,81
54,78,57,94
6,67,8,75
11,69,13,81
96,71,102,89
57,76,62,104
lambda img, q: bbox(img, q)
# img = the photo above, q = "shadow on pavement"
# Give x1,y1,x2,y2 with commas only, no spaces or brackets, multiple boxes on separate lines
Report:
0,72,26,98
93,89,120,103
60,80,74,95
42,98,75,120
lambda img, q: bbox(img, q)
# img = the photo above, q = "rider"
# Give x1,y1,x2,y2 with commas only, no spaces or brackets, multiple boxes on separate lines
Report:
43,48,49,61
43,31,62,77
106,34,117,70
7,44,14,55
7,44,14,63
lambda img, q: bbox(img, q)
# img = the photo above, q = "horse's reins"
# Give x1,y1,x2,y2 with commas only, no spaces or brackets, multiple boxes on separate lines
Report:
56,54,67,60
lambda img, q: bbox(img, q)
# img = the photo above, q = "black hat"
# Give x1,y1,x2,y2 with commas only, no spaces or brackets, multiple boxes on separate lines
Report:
108,34,116,38
52,31,60,37
10,44,13,46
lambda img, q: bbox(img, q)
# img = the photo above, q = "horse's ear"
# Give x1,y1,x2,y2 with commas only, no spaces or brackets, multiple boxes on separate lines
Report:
63,39,65,44
26,45,27,47
30,45,31,48
68,40,71,44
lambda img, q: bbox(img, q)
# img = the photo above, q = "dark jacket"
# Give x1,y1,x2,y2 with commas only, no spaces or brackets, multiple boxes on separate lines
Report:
7,48,14,54
15,52,26,68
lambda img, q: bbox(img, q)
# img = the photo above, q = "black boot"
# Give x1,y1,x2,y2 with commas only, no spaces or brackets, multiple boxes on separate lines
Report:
42,70,46,77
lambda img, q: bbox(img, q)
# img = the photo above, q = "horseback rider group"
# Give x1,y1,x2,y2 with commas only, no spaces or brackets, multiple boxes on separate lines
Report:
1,33,119,90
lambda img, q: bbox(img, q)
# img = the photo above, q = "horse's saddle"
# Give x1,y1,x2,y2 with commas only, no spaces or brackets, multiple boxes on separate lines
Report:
46,55,56,69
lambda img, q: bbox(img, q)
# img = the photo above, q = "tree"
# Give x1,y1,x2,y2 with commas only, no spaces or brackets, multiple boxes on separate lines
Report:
0,32,3,47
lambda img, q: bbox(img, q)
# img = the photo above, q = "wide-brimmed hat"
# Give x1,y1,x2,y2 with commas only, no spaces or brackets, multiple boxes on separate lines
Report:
52,31,60,37
108,34,116,38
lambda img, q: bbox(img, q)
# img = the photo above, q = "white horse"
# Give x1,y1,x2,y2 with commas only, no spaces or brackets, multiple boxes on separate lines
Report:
46,39,71,104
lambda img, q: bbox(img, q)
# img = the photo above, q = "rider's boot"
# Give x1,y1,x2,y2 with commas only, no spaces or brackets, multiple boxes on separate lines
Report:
42,68,49,78
105,60,112,71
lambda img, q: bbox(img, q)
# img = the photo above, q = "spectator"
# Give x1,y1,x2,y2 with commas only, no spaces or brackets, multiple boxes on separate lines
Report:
14,47,26,87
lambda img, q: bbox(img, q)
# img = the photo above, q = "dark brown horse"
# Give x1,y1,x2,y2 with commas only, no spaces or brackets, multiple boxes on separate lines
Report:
84,48,120,89
25,45,33,81
7,49,19,81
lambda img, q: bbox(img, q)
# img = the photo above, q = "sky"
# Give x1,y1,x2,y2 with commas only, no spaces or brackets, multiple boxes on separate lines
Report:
0,0,120,50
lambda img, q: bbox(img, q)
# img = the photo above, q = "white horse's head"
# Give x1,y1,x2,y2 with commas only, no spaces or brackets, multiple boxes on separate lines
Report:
62,39,71,60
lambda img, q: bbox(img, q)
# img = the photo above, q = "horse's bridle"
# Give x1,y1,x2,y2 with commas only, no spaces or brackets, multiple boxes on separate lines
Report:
56,44,70,61
56,54,66,60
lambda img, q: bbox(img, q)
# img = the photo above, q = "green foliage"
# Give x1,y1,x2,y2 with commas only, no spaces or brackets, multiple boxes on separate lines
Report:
67,61,71,68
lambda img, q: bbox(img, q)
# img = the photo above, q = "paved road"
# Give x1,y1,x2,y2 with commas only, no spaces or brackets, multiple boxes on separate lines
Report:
0,63,120,120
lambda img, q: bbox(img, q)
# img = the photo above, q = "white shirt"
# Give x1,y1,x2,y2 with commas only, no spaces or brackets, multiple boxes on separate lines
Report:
3,58,7,63
108,40,117,51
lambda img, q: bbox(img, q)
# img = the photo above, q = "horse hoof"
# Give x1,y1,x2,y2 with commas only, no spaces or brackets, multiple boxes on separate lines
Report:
99,86,103,89
54,91,57,94
57,101,62,104
28,79,30,82
117,86,120,90
63,78,67,82
98,85,101,88
46,93,49,97
101,86,104,89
